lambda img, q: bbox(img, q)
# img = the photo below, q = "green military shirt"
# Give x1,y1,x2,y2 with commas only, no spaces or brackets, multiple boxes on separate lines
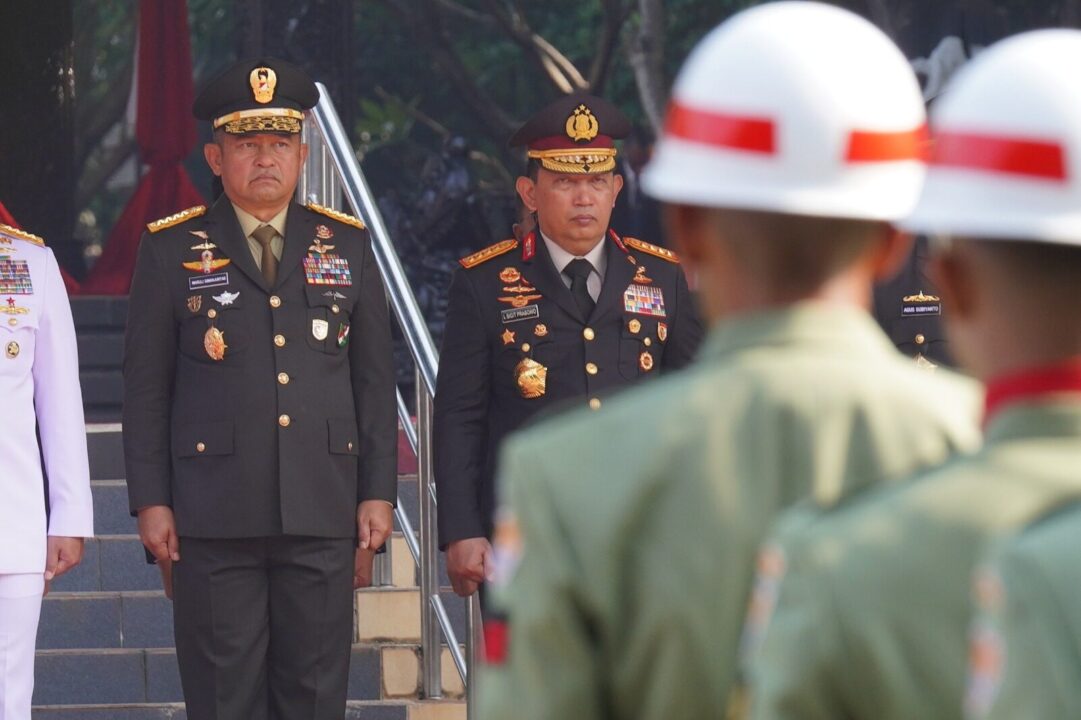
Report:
748,401,1081,720
477,302,980,720
966,501,1081,720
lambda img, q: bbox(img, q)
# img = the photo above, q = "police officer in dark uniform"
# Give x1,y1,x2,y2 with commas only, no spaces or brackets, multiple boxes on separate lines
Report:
433,94,702,597
123,58,397,719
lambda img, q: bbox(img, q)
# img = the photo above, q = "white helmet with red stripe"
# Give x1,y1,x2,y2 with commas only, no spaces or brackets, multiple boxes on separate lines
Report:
904,29,1081,243
641,1,926,221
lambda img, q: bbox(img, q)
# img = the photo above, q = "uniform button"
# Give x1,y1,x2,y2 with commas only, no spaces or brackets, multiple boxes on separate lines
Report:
274,334,286,347
278,414,291,428
644,337,652,347
269,295,282,308
589,398,601,410
196,442,206,453
583,327,595,341
347,441,354,451
586,362,598,375
331,304,341,314
277,372,290,385
915,333,926,345
7,318,16,326
207,308,218,319
522,343,531,352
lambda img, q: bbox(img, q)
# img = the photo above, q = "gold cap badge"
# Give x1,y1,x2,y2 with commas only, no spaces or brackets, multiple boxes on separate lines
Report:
565,104,600,142
250,67,277,104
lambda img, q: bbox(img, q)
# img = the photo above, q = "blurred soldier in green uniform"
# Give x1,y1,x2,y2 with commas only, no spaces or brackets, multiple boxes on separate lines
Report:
475,5,980,720
965,503,1081,720
746,29,1081,720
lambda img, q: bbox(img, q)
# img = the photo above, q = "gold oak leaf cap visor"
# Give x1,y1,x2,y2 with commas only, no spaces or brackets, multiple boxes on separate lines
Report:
510,93,631,175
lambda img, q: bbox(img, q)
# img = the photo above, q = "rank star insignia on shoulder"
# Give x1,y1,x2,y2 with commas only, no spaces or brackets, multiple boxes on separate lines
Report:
306,202,365,230
459,239,518,269
147,206,207,233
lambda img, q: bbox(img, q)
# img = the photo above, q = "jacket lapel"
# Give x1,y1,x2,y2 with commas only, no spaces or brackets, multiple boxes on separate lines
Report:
588,234,636,324
276,201,311,288
204,197,268,292
523,234,584,323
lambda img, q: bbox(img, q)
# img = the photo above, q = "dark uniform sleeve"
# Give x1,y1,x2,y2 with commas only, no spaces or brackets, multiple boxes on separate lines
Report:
123,233,177,513
662,266,703,370
350,229,398,504
433,267,491,548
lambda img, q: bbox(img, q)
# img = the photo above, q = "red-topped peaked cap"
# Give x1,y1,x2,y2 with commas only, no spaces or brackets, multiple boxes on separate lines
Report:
642,2,927,222
510,93,631,175
193,57,319,135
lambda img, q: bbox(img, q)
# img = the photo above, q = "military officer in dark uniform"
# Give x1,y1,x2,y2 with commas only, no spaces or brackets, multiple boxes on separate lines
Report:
433,94,702,597
872,236,952,368
123,58,397,720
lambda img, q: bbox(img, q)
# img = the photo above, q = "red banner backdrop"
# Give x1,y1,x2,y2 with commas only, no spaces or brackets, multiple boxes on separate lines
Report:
79,0,204,295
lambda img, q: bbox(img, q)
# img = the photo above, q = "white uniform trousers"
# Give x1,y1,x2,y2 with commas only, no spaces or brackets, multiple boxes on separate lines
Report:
0,574,44,720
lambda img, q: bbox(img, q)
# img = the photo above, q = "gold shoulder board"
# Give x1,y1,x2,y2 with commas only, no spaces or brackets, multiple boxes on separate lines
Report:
147,206,207,233
0,222,45,247
459,239,518,269
307,202,366,230
625,237,679,263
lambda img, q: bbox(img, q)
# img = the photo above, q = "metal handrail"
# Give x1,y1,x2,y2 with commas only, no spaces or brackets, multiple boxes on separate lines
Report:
300,83,476,708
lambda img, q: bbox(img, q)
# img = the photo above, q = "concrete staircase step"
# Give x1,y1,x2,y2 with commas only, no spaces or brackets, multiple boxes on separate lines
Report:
87,426,124,482
33,646,383,706
356,589,467,646
37,591,173,650
92,480,137,536
50,536,161,593
30,700,465,720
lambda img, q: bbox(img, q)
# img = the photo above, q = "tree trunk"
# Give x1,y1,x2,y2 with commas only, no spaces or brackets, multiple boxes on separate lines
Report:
0,0,79,274
626,0,666,133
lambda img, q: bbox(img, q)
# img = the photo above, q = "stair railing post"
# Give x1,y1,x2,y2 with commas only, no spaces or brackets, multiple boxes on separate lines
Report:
417,369,442,697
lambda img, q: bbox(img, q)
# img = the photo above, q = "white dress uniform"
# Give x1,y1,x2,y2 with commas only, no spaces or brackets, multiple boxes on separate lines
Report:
0,223,93,720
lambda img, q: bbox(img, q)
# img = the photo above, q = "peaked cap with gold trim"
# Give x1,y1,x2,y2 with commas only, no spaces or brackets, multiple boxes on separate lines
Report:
193,57,319,135
510,93,631,175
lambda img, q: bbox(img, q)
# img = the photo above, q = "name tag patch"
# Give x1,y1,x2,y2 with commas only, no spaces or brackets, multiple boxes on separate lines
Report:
0,259,32,295
624,284,666,317
902,291,941,317
502,305,540,324
189,272,230,291
902,303,941,316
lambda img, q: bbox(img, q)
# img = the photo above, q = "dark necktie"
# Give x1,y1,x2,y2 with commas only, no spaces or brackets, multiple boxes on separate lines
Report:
252,224,278,287
564,258,596,318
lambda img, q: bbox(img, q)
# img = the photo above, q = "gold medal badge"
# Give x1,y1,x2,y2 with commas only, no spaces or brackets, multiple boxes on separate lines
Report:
5,341,18,359
250,67,277,104
628,318,641,334
515,358,547,399
639,351,654,372
534,324,548,337
499,294,542,309
499,267,521,284
183,239,231,274
204,327,227,361
2,297,28,315
187,295,202,313
309,225,337,254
